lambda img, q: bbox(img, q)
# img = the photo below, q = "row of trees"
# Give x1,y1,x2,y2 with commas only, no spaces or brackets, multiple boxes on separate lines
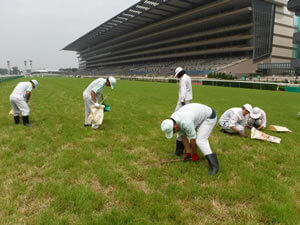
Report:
0,68,8,75
0,67,20,75
0,67,78,75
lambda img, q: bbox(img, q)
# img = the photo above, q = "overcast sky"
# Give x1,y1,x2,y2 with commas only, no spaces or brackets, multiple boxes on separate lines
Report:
0,0,138,70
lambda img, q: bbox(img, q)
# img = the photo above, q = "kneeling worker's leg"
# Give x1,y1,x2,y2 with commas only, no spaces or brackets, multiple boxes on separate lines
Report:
254,119,263,128
247,118,255,127
219,121,236,134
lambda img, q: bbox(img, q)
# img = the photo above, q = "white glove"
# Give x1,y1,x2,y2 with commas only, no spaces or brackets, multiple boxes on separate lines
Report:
94,103,100,108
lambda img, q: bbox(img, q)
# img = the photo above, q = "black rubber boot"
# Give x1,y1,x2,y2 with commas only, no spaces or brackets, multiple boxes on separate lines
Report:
22,116,31,127
14,116,20,124
175,140,184,156
205,153,219,175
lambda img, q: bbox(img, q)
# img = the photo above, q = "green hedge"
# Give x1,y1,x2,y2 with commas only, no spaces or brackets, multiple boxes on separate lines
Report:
203,80,278,91
0,76,23,84
207,72,234,80
168,78,177,83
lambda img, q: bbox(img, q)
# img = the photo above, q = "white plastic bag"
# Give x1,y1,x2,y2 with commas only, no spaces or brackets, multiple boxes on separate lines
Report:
251,127,281,144
88,105,104,128
267,125,292,132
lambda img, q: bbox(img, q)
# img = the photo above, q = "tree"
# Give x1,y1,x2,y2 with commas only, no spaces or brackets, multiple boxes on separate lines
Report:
11,67,20,75
0,68,8,75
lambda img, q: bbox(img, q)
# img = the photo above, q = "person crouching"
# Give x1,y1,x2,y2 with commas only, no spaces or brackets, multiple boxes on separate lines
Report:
161,103,219,175
246,107,266,130
9,80,38,127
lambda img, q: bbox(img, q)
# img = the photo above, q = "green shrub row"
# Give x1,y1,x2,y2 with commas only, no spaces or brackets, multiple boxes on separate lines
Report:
207,72,234,80
203,80,278,91
0,76,23,84
118,77,178,83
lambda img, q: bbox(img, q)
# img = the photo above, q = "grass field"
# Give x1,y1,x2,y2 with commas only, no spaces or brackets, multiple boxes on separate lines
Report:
0,77,299,225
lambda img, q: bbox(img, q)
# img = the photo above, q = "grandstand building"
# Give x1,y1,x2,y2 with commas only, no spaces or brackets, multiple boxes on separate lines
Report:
288,0,300,69
63,0,296,76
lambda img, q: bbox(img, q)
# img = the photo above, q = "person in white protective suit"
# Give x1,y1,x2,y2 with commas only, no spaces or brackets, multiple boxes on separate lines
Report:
218,104,252,137
161,103,219,175
246,107,267,130
173,67,193,156
174,67,193,111
9,80,38,127
83,76,116,127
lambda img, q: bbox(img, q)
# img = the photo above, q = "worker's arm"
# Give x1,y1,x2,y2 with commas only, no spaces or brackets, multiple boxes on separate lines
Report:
91,91,97,103
190,139,197,155
231,126,247,137
257,125,264,130
229,113,247,137
245,123,252,129
181,121,197,153
26,91,31,103
181,135,190,154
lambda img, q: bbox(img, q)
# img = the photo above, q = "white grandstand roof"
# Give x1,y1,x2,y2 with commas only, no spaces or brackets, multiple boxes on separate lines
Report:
63,0,210,51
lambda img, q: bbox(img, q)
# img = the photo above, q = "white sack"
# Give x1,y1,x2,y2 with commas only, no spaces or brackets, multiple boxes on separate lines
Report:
9,109,14,116
88,105,104,127
251,127,281,144
267,125,292,132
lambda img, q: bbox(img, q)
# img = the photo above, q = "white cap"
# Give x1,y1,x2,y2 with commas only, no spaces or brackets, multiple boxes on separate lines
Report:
243,103,252,113
108,76,116,89
161,119,174,139
174,67,183,77
31,80,38,88
250,107,262,119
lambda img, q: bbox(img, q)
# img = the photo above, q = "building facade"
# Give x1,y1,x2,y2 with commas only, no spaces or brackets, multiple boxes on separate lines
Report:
287,0,300,69
63,0,295,76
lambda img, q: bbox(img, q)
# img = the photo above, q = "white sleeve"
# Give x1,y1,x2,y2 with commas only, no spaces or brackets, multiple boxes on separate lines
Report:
262,111,267,128
180,78,187,102
228,113,239,127
26,85,32,92
182,121,196,140
92,80,105,94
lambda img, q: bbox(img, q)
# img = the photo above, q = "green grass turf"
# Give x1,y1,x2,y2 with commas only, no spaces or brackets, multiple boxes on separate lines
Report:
0,77,299,224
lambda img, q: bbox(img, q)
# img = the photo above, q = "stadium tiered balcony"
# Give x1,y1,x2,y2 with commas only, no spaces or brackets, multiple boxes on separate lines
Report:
63,0,293,75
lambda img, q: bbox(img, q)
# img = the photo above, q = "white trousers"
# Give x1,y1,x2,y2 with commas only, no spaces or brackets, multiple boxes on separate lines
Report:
177,116,217,156
196,116,217,156
9,94,30,116
83,91,94,125
174,100,190,111
219,121,244,133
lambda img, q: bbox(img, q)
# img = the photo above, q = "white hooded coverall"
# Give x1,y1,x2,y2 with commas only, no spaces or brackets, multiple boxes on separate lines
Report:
247,110,267,129
9,81,33,116
171,103,217,156
175,74,192,111
83,78,106,125
218,107,249,133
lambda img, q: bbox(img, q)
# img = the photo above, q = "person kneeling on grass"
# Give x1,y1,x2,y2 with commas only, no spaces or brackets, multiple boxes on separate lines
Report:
218,104,252,137
246,107,266,130
161,103,219,175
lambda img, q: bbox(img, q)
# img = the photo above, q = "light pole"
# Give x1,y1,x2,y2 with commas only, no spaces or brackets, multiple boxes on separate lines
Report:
24,60,27,75
29,60,32,73
7,60,10,75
